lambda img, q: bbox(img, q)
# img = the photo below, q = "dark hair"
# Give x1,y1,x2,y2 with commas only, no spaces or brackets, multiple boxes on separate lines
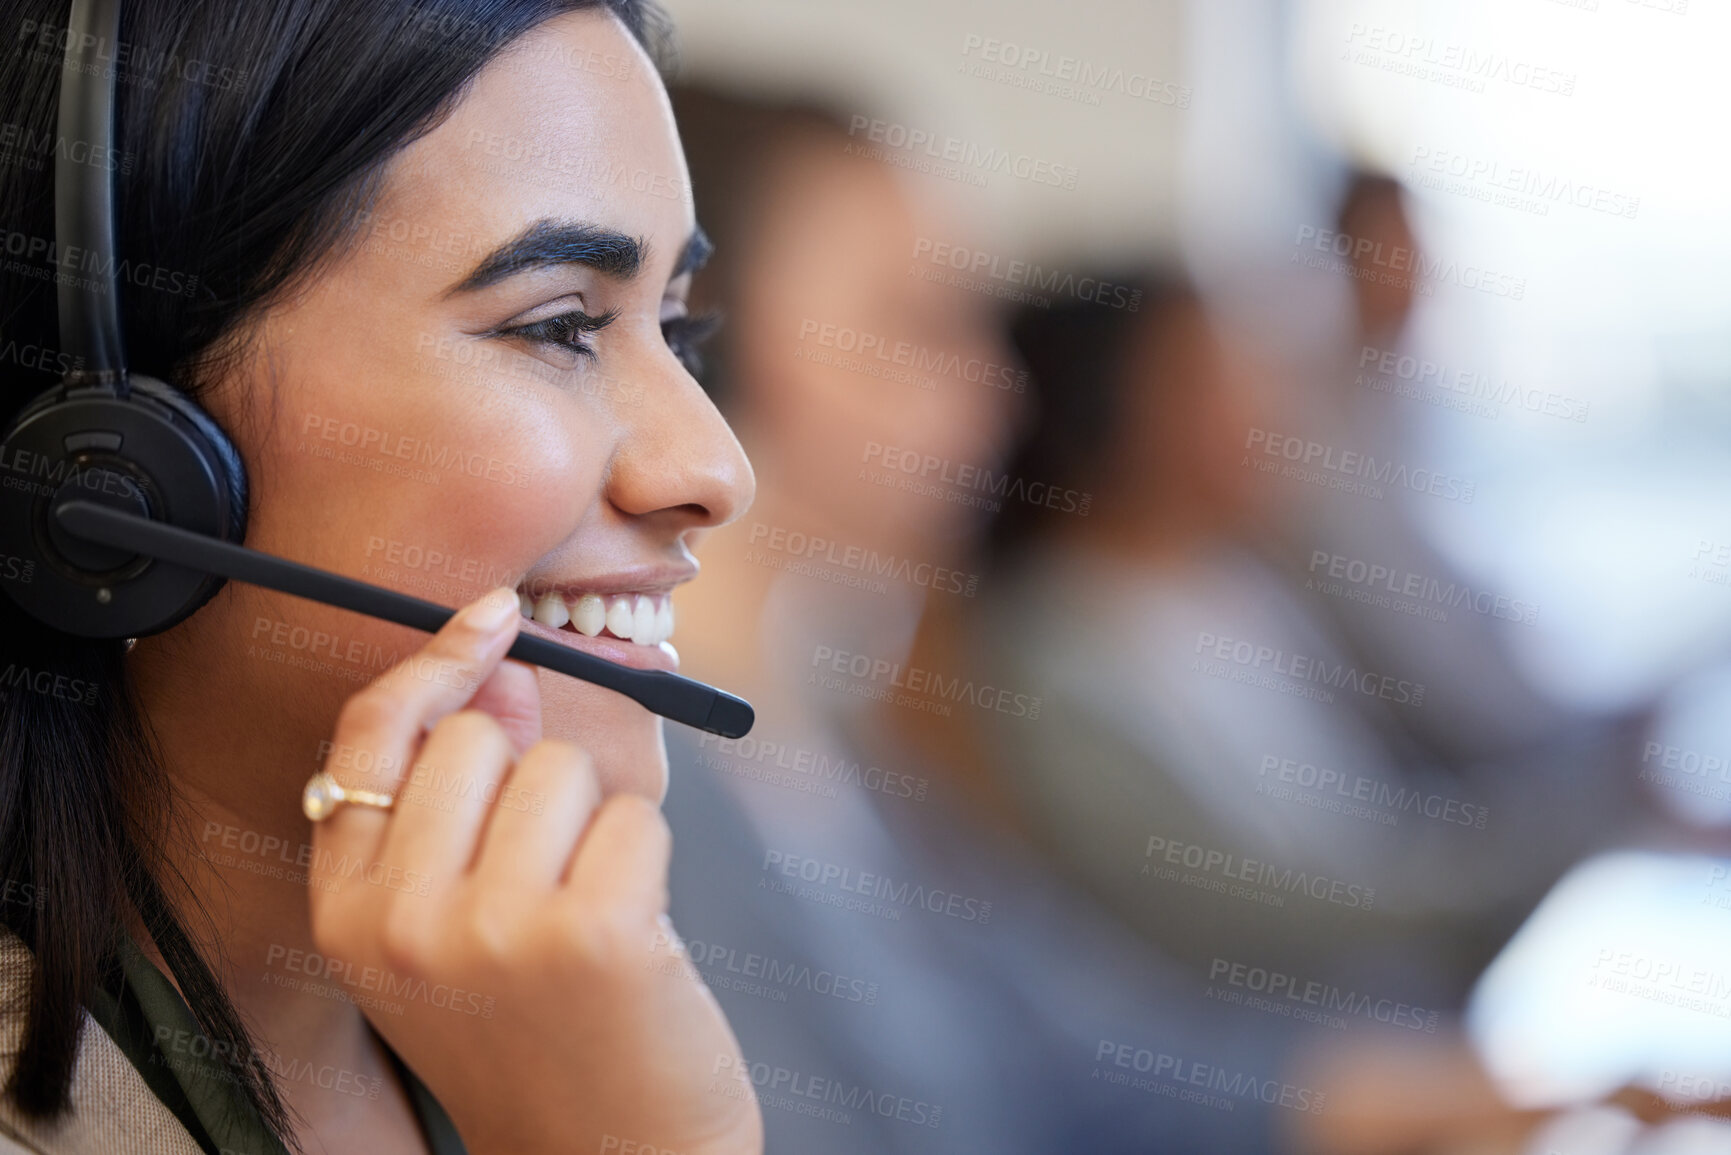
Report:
668,86,858,412
0,0,665,1141
1335,169,1407,237
981,275,1188,566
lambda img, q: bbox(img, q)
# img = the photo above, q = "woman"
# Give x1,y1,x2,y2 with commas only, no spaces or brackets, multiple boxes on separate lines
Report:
658,90,1295,1155
0,1,761,1152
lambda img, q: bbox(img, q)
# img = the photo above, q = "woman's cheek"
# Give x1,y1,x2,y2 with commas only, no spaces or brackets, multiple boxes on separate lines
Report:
538,673,669,801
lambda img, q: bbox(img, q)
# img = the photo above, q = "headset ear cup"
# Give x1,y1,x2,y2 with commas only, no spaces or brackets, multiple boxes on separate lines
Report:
0,374,250,638
125,375,249,545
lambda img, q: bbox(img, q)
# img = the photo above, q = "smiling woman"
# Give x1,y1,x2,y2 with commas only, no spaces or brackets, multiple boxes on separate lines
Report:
0,1,759,1153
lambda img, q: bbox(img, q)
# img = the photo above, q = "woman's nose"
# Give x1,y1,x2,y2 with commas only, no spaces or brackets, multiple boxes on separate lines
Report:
604,357,755,531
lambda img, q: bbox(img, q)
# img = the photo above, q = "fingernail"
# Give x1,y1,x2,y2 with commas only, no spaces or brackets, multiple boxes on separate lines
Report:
459,586,519,634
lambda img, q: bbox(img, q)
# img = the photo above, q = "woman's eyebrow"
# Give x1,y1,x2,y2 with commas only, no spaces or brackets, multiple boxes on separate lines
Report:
446,219,647,294
673,226,712,280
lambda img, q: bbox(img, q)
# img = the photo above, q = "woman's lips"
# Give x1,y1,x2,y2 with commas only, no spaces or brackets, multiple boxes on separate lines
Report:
514,610,680,673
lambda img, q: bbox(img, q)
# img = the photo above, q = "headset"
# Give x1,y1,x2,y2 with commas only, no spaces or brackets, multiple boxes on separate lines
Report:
0,0,753,739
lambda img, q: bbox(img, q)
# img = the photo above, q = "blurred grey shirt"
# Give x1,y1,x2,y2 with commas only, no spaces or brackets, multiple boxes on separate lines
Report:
662,575,1300,1153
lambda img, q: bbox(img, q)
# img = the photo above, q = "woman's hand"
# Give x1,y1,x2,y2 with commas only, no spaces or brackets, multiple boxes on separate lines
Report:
305,587,762,1155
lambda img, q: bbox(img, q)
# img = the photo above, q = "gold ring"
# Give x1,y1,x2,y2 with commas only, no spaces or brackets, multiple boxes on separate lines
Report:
302,771,395,821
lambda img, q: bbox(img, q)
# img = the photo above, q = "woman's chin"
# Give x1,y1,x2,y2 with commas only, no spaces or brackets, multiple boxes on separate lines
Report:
538,674,670,801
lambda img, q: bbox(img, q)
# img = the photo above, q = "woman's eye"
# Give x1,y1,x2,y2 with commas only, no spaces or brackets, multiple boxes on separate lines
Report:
663,311,722,378
500,308,619,363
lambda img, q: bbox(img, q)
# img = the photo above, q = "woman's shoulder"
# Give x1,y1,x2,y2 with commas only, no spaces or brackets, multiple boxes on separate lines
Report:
0,927,204,1155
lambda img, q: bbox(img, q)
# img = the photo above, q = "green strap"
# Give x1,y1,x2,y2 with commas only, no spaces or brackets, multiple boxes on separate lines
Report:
82,960,221,1155
114,938,290,1155
383,1045,470,1155
86,938,467,1155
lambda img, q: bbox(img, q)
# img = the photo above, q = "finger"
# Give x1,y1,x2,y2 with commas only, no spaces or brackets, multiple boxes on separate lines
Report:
467,657,542,756
562,793,672,919
309,586,521,891
380,709,515,891
472,739,601,889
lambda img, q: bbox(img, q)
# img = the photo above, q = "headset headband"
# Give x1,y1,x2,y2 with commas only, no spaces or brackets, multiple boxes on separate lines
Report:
56,0,126,389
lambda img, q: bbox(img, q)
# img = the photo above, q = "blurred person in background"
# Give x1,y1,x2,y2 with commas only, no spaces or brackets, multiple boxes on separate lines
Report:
1266,173,1629,772
910,198,1645,1021
660,86,1305,1153
874,242,1653,1148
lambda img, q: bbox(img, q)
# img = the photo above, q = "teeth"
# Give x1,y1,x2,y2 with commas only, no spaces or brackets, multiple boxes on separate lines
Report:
532,593,569,629
604,595,635,639
517,587,674,644
570,593,605,637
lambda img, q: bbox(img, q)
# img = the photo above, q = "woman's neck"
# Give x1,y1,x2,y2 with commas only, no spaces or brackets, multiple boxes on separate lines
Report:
129,638,433,1152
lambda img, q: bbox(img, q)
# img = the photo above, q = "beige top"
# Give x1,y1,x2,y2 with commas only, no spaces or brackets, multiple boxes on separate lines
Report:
0,929,203,1155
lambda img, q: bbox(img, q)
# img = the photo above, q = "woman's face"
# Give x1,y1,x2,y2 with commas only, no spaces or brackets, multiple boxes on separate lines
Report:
732,138,1021,552
140,9,753,808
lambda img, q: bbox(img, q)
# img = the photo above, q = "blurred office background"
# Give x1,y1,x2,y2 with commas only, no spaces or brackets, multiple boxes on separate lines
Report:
651,1,1731,1151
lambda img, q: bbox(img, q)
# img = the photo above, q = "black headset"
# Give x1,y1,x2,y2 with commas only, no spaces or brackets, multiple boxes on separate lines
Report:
0,0,247,639
0,0,754,738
